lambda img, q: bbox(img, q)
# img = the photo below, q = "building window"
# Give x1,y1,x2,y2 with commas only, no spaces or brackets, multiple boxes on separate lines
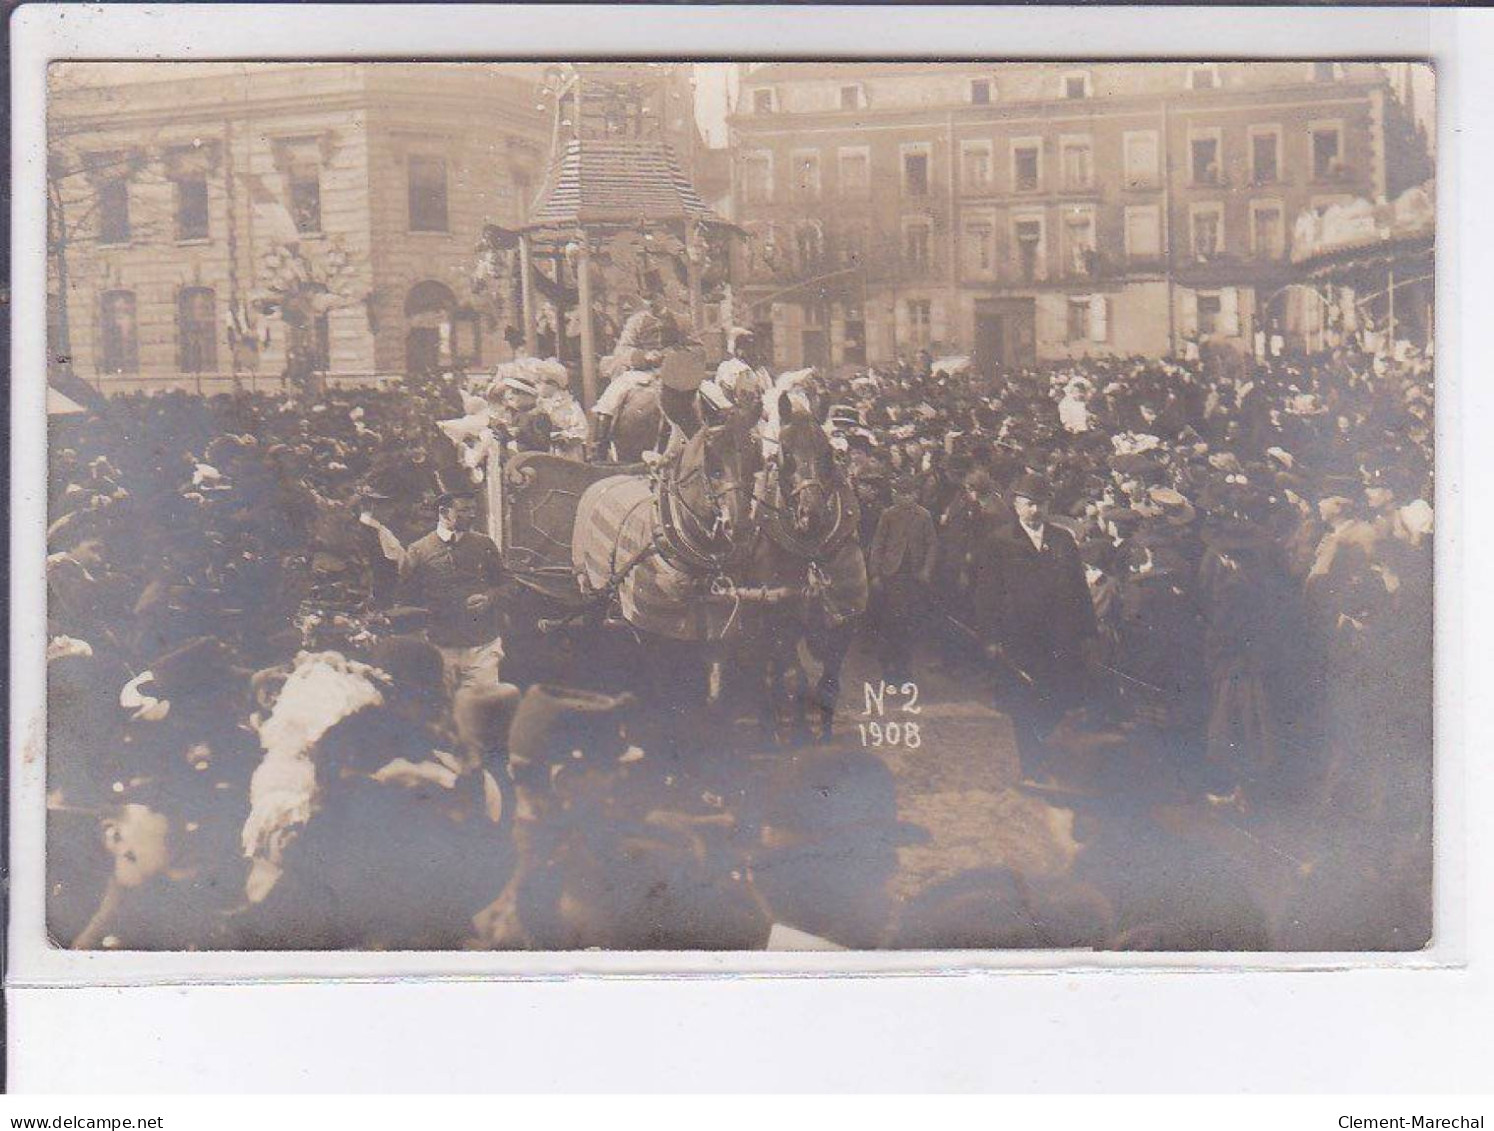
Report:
276,138,323,235
289,157,322,234
1063,206,1097,277
964,219,994,276
743,151,774,204
174,170,209,242
98,290,139,375
166,144,215,242
902,146,931,197
1123,131,1159,189
1124,205,1162,260
1250,127,1281,184
1311,124,1344,180
1190,133,1222,185
1060,136,1094,191
1195,288,1239,337
906,299,932,348
1191,204,1224,260
1188,64,1221,91
1065,296,1110,343
839,85,862,111
795,222,824,271
1197,292,1224,336
1013,215,1044,283
1067,298,1091,342
837,147,869,199
960,141,992,192
1012,139,1041,193
903,219,932,274
93,153,131,245
969,78,993,105
792,150,822,200
1251,201,1285,259
1062,71,1092,99
752,88,776,114
839,222,868,266
408,155,449,232
1313,62,1343,83
843,310,867,365
177,287,218,374
452,308,482,370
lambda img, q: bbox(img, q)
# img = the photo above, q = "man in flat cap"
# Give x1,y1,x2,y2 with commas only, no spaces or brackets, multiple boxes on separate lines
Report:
398,491,508,695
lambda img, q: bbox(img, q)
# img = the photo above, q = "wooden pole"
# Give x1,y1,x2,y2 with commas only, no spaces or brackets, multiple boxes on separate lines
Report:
1387,263,1397,347
577,235,598,409
686,225,704,333
550,253,567,366
519,234,537,357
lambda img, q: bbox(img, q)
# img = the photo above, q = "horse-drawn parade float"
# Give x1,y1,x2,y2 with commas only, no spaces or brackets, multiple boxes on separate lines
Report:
444,64,873,748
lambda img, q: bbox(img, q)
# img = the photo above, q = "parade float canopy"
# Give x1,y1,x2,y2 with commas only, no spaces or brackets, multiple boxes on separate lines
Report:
519,136,739,243
1291,182,1434,277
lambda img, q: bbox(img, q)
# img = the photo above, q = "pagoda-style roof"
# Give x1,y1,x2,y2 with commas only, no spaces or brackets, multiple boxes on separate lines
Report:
523,137,735,234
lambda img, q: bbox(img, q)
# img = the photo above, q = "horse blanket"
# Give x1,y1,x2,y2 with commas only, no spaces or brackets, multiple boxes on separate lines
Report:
573,475,739,642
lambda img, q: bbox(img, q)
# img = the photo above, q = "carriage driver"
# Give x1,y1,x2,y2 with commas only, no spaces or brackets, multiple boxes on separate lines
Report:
398,491,509,695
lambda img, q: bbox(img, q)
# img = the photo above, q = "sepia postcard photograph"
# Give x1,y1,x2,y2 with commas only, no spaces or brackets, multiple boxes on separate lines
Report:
36,56,1437,956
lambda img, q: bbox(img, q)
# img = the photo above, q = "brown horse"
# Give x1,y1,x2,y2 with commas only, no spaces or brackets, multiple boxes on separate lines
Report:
569,398,762,751
742,398,867,742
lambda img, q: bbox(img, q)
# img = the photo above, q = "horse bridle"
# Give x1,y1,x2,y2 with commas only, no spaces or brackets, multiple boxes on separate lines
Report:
658,440,751,572
757,460,851,561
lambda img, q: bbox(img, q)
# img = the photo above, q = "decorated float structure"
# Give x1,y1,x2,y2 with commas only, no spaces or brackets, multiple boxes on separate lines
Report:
478,62,742,410
1272,182,1435,355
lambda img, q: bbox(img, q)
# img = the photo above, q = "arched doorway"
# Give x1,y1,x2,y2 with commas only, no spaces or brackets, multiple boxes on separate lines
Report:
404,279,458,376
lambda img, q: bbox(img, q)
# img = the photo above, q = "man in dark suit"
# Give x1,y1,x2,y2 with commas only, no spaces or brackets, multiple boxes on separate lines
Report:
973,473,1097,772
398,492,508,694
867,473,938,685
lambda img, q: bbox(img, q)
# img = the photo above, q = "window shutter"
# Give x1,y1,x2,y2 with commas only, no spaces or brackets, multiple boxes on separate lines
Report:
1181,290,1199,337
1089,295,1108,342
1221,287,1240,336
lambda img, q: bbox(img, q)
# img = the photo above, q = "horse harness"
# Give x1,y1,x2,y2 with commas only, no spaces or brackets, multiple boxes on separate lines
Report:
594,444,747,608
755,463,857,565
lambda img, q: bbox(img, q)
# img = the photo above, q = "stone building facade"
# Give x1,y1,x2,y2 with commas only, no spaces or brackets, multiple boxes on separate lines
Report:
49,63,548,394
728,61,1431,371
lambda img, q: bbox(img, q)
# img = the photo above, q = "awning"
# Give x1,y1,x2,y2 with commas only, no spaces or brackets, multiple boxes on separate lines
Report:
1295,231,1433,282
48,386,87,416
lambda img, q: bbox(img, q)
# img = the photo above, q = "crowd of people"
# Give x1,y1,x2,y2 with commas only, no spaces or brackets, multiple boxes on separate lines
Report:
825,342,1433,816
43,317,1435,951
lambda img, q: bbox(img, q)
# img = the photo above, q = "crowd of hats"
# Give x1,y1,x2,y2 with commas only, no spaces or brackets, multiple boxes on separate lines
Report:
44,375,487,948
826,344,1433,824
40,335,1436,950
41,375,883,949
